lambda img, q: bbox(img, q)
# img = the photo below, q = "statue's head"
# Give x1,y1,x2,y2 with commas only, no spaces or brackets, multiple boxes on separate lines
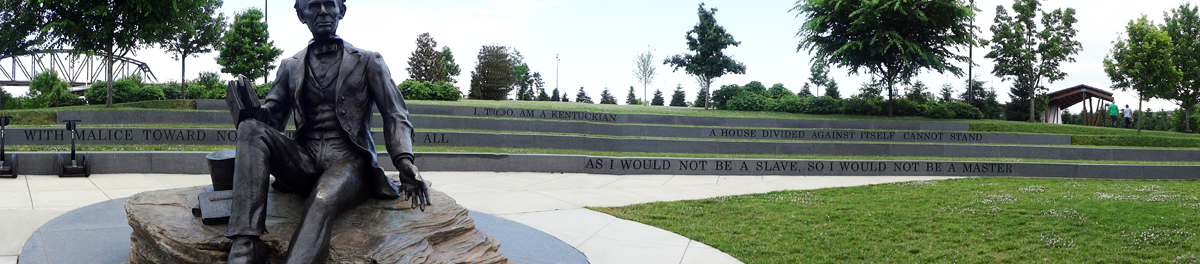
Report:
295,0,347,40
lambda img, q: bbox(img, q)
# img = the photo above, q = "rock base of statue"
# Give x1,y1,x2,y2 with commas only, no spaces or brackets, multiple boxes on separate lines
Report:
125,186,508,264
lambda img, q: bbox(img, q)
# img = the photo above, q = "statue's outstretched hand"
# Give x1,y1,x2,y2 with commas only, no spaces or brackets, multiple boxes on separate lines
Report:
396,158,431,211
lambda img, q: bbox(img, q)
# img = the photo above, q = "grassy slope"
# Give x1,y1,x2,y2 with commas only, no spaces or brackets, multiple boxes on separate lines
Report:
594,177,1200,263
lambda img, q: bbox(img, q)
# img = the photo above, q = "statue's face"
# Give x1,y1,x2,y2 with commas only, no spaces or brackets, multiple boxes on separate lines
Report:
297,0,343,39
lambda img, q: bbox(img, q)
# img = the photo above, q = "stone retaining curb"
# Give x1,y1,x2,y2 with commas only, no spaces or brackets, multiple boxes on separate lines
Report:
2,151,1195,179
194,100,970,131
2,128,1187,162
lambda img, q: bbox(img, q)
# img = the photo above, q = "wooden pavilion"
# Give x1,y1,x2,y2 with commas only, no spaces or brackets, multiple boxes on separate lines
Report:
1044,84,1114,125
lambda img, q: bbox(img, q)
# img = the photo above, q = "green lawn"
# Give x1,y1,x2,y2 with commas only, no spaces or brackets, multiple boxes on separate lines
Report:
593,177,1200,263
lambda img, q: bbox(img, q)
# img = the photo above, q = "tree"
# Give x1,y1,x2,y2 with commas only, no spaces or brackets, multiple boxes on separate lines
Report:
600,87,618,104
664,3,746,110
633,46,657,105
651,89,666,106
625,86,640,105
575,87,594,103
28,71,82,108
825,79,841,99
217,8,283,84
856,78,882,99
693,77,711,107
0,0,45,58
767,83,793,99
985,0,1082,122
407,33,446,83
533,73,549,101
938,83,956,103
468,45,515,100
560,92,570,102
905,81,933,104
960,79,1003,119
508,48,536,101
161,0,225,99
798,83,814,97
793,0,976,116
550,88,561,101
808,62,831,97
441,47,462,83
37,0,196,107
1164,3,1200,132
1104,16,1182,134
669,84,688,107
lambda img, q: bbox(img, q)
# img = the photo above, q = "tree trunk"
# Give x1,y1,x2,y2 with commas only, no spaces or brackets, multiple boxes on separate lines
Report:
704,80,711,110
1137,94,1143,135
106,50,114,107
181,56,188,100
1029,89,1036,122
1186,104,1192,133
886,78,895,117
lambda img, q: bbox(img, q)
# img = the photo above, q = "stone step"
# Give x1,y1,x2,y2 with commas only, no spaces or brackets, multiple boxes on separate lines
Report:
5,124,1069,146
193,100,970,131
2,151,1195,179
1,128,1193,163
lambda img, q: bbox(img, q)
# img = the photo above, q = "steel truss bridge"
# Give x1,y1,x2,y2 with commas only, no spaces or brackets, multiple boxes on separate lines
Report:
0,49,159,92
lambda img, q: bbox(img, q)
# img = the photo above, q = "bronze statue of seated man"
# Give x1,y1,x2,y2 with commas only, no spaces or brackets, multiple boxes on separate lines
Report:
224,0,429,263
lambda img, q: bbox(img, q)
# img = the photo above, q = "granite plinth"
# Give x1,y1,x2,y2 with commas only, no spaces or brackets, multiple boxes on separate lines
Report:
125,186,508,264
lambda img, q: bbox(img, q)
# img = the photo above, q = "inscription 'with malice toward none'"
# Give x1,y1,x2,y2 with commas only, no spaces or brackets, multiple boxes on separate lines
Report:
709,129,984,141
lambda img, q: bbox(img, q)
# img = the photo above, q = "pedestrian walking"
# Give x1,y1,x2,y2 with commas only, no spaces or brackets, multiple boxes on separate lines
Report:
1123,105,1133,129
1109,103,1119,128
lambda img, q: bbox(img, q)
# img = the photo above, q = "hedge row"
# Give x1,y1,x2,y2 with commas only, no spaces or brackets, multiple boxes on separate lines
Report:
725,92,983,119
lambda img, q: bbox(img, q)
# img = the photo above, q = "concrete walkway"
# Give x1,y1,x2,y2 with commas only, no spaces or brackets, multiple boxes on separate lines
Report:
0,173,959,264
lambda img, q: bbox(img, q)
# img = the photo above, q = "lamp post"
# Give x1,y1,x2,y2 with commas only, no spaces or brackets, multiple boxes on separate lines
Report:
967,0,975,105
556,54,560,93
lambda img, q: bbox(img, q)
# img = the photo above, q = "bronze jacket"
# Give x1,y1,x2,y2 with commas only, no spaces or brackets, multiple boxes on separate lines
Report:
260,40,412,199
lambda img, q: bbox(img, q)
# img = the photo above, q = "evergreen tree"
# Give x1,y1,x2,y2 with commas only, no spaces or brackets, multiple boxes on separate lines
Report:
550,88,561,101
440,46,461,83
670,84,688,107
825,79,841,99
798,83,814,97
468,45,515,100
600,87,618,104
217,8,283,84
561,93,570,102
693,88,709,107
651,89,665,106
625,86,640,105
531,72,546,101
905,81,933,104
407,33,445,83
938,83,956,103
575,87,593,103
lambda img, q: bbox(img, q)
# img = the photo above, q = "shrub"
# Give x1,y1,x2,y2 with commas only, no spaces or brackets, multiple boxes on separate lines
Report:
890,99,925,116
944,101,983,119
85,75,164,104
805,96,842,115
727,91,772,111
1170,107,1200,132
923,103,956,119
160,83,182,99
710,84,743,110
774,96,808,113
841,97,883,116
29,71,84,108
399,80,463,101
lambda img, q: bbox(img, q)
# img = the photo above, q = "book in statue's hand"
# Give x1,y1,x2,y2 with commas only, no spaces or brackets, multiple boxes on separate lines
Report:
225,75,261,127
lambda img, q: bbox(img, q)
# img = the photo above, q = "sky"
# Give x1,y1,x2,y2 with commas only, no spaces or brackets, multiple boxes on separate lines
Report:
10,0,1198,113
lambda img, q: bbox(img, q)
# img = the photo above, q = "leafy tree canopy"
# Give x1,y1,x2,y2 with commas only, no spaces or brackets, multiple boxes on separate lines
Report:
217,8,283,83
1104,15,1182,133
794,0,975,115
468,45,515,100
664,3,746,109
985,0,1081,121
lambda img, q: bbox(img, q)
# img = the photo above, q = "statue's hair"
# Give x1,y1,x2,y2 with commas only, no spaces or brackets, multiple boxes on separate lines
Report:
295,0,348,19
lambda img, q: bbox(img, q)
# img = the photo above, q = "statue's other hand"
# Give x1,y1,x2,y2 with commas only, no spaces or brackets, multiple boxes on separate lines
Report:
396,158,431,211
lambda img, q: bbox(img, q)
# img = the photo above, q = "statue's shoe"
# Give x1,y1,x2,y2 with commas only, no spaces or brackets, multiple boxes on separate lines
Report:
227,236,268,264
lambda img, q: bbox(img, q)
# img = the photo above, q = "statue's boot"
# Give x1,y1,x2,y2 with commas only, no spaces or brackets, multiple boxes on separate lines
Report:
227,235,268,264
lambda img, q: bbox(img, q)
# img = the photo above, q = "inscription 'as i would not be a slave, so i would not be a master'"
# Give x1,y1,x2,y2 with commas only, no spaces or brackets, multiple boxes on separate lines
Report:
584,158,1014,175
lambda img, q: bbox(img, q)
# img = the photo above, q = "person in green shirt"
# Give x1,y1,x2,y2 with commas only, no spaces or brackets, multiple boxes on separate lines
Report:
1109,103,1119,127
